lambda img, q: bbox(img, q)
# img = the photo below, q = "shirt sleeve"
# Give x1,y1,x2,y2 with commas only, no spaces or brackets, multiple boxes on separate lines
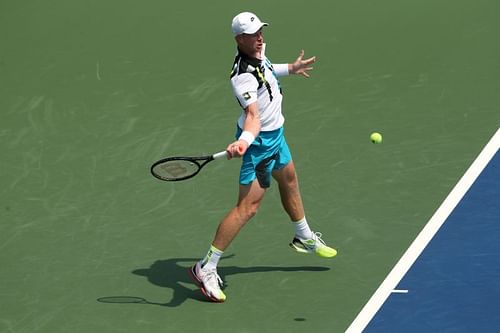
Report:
231,73,258,109
272,63,289,77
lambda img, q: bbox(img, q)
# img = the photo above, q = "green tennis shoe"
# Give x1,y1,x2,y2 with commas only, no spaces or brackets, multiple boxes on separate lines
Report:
289,232,337,258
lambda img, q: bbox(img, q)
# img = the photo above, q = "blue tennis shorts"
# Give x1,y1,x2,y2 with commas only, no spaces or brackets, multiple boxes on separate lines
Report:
236,126,292,188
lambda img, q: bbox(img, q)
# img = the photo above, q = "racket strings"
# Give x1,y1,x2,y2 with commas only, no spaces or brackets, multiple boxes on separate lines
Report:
153,159,200,180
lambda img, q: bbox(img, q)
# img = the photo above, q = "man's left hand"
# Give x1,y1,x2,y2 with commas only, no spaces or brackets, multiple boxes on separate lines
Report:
290,50,316,78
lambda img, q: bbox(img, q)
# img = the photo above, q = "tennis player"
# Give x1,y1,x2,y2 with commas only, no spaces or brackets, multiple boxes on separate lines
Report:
189,12,337,302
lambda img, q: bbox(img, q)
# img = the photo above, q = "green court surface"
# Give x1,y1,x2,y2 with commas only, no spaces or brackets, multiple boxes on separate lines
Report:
1,1,499,332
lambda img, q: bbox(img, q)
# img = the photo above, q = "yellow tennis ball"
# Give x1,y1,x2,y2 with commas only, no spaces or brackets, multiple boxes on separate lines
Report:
370,132,382,144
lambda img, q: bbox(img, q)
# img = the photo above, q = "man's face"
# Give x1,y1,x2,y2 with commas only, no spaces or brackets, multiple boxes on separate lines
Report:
236,29,264,58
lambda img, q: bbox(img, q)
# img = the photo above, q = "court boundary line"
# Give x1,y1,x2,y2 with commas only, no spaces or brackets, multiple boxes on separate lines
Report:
346,127,500,333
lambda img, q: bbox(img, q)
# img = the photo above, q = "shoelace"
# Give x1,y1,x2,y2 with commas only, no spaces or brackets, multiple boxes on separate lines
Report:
311,231,326,246
295,231,325,250
203,268,224,288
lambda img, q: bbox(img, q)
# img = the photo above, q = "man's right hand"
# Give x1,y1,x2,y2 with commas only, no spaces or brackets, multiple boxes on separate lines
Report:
226,140,248,159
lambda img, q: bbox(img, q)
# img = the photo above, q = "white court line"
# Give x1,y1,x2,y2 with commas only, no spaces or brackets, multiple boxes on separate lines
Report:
391,289,409,294
346,127,500,333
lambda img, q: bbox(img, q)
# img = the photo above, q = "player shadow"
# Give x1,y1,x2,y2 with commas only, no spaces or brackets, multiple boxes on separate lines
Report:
98,255,330,307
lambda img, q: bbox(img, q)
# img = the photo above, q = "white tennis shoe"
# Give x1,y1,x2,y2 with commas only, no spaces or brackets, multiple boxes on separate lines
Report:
189,262,226,302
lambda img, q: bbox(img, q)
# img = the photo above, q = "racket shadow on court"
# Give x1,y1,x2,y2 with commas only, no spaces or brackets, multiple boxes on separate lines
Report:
98,255,330,307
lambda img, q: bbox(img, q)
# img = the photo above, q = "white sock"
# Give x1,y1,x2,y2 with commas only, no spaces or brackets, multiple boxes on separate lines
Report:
292,217,313,239
200,245,223,271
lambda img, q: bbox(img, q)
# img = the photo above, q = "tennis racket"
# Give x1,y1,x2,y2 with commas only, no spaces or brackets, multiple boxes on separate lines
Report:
150,150,230,181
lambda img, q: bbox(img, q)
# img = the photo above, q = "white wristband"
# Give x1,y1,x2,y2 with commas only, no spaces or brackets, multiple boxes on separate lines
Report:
238,131,255,146
273,63,289,77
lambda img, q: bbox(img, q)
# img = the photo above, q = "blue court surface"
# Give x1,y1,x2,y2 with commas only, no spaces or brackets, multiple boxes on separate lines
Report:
347,128,500,333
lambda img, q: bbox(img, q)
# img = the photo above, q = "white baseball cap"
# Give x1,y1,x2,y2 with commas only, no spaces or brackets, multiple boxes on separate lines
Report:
231,12,268,36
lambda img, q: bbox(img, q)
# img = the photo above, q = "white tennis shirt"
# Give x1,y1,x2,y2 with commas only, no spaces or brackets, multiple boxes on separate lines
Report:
230,44,289,132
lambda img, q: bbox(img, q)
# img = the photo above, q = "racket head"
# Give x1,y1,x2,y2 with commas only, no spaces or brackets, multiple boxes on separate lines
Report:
151,157,203,181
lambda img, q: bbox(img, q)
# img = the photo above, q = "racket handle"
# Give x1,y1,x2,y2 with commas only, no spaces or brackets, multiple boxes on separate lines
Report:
213,145,244,160
213,151,228,160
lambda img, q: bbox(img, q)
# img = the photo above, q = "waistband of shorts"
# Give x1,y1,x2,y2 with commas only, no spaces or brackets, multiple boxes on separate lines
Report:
236,126,283,137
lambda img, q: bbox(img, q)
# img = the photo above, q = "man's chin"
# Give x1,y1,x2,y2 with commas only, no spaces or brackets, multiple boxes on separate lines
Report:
255,47,263,58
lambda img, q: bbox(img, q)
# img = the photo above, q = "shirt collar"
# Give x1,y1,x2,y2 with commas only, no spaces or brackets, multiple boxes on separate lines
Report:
237,48,262,67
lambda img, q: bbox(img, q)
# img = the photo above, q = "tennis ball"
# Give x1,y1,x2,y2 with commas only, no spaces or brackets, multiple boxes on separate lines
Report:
370,132,382,144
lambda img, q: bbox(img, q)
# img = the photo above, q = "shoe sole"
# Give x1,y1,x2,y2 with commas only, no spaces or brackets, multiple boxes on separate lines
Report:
289,243,337,258
188,266,225,303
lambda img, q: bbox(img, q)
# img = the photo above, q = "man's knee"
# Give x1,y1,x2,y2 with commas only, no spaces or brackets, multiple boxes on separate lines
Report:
237,201,260,220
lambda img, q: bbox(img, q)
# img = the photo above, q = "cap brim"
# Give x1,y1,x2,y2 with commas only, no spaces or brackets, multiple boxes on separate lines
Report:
245,22,268,34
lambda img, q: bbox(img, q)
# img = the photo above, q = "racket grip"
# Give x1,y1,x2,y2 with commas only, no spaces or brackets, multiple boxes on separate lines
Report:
213,151,228,160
